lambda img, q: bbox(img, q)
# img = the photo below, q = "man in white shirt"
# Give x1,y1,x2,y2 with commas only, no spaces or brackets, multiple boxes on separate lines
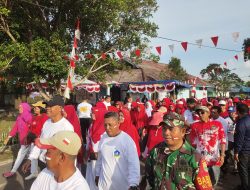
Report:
22,95,74,176
31,131,90,190
184,98,197,126
77,97,92,144
95,112,140,190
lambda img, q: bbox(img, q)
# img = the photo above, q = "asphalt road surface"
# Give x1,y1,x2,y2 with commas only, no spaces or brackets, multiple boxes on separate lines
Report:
0,158,243,190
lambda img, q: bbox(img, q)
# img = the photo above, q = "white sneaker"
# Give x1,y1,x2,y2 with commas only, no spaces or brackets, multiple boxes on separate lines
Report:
25,173,38,180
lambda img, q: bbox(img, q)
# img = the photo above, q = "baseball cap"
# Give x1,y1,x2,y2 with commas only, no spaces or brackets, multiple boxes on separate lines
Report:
159,112,185,128
44,95,64,107
35,131,81,155
195,105,210,113
32,101,46,108
219,100,226,105
228,106,236,113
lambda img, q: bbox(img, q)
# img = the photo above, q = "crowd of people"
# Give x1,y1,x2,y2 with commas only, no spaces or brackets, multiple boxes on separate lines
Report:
2,94,250,190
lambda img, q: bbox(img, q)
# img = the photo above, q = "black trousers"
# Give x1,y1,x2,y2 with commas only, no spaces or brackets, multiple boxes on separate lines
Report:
238,153,250,190
80,118,92,144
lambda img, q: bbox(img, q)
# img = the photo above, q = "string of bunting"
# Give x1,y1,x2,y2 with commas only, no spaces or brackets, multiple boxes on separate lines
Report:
65,31,247,74
129,83,175,93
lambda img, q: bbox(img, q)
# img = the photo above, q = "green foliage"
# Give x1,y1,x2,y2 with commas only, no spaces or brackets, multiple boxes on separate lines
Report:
243,38,250,61
200,63,244,97
161,57,188,81
245,81,250,87
0,0,159,94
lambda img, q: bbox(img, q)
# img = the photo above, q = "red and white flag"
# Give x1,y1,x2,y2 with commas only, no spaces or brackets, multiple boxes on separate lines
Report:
64,19,80,99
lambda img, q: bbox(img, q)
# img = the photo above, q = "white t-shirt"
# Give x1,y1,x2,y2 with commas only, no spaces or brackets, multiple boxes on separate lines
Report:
77,102,92,118
225,117,235,142
95,131,140,190
214,116,229,150
184,109,194,125
31,168,90,190
29,117,74,161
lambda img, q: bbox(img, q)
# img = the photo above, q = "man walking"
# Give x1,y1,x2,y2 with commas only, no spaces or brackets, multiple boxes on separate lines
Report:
145,112,212,190
95,112,140,190
234,103,250,190
31,131,90,189
22,95,74,173
77,96,92,144
190,106,226,187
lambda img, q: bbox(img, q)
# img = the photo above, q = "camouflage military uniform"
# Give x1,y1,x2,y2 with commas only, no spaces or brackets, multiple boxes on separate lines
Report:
145,140,212,190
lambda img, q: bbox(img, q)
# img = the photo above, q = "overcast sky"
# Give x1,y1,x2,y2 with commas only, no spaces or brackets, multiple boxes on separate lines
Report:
150,0,250,81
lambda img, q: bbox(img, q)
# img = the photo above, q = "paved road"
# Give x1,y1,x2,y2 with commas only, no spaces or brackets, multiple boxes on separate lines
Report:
0,159,243,190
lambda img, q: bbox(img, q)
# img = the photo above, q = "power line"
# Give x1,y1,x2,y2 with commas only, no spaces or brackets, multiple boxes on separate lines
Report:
156,36,242,53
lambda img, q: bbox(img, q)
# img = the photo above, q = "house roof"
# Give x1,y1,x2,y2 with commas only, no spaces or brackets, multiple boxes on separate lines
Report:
231,86,250,93
105,59,209,87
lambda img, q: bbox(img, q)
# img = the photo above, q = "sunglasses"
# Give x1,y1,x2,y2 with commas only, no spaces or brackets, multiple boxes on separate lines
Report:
196,110,205,115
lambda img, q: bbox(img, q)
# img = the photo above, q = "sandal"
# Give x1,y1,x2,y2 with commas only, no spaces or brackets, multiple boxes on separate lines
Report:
3,171,15,178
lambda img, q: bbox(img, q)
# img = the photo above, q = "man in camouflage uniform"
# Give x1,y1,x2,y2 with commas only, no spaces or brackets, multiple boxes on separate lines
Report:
145,113,212,190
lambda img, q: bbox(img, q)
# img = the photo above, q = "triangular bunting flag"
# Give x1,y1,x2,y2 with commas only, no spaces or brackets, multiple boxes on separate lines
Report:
155,46,161,55
135,49,141,57
168,44,174,53
79,53,85,61
117,51,123,59
211,36,219,47
195,39,203,48
181,42,188,52
232,32,239,42
234,55,238,61
85,54,93,59
101,53,106,60
108,53,114,59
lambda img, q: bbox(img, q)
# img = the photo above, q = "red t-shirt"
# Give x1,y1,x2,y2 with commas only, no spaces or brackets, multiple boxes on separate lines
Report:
190,120,226,166
30,113,48,137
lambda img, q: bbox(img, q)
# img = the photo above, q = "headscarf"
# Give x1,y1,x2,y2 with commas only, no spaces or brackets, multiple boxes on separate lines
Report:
145,101,153,118
10,103,32,145
119,109,140,156
90,102,107,144
17,103,32,131
64,105,82,139
130,103,148,129
64,105,83,164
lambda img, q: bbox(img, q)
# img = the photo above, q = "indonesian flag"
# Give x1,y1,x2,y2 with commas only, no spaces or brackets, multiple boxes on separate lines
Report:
64,19,80,99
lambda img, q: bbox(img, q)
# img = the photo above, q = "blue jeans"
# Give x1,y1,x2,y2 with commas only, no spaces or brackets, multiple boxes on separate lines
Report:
238,153,250,190
208,165,220,187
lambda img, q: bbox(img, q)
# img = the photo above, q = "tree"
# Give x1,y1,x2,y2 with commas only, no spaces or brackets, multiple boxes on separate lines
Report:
0,0,158,97
160,57,188,81
245,81,250,87
243,38,250,61
200,63,243,97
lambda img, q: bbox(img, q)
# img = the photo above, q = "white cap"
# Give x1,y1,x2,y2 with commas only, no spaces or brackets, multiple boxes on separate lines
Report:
219,100,226,105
